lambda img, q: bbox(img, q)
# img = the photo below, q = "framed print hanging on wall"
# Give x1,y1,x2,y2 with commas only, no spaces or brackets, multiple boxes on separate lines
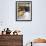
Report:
16,1,32,21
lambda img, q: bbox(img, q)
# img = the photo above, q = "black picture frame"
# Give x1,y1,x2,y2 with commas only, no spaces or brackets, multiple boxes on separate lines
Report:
16,1,32,21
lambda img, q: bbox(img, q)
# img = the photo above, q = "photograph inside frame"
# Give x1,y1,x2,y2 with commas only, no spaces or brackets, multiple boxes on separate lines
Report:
16,1,32,21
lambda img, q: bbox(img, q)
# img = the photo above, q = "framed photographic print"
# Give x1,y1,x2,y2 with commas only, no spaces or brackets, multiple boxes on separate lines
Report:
16,1,32,21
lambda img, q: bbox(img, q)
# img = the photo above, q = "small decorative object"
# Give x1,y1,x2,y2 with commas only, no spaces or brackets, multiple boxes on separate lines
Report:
16,1,32,21
17,30,22,35
13,30,22,35
2,29,6,35
6,28,11,35
13,30,18,35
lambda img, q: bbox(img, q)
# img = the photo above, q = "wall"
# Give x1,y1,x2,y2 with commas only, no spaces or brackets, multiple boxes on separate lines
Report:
0,0,46,45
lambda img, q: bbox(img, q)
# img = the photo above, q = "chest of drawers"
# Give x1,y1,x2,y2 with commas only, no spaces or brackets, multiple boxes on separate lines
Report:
0,35,23,46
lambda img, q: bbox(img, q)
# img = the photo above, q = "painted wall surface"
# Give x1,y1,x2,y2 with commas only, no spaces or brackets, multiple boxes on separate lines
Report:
0,0,46,45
